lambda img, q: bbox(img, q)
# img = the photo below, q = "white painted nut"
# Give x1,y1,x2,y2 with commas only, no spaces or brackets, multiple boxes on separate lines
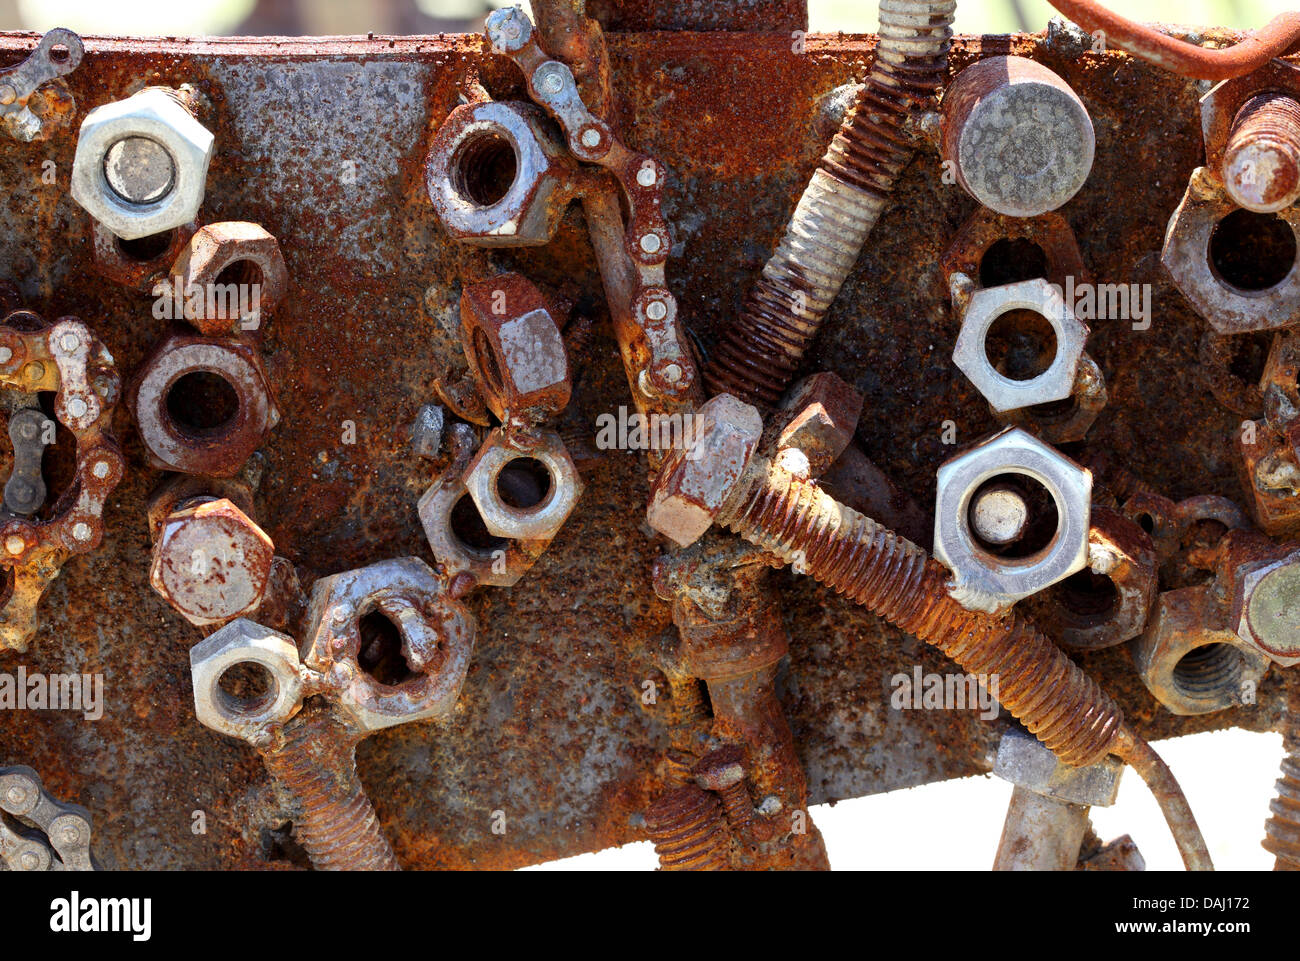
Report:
953,279,1088,413
70,88,215,241
464,428,583,541
190,618,304,742
934,427,1092,613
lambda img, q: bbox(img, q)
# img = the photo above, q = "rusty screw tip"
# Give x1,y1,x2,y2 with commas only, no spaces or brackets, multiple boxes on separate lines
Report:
1223,93,1300,214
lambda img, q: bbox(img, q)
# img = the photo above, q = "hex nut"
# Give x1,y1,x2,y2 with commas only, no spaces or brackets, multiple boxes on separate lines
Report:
993,727,1122,807
647,394,763,548
302,557,476,733
70,88,215,241
1162,168,1300,335
1131,584,1270,716
998,352,1108,444
90,217,197,293
128,331,279,477
464,428,583,541
1237,422,1300,539
1233,550,1300,666
953,279,1088,413
149,498,275,627
166,222,288,335
763,372,864,477
461,274,570,423
934,427,1092,613
942,209,1088,293
426,99,580,247
190,618,303,742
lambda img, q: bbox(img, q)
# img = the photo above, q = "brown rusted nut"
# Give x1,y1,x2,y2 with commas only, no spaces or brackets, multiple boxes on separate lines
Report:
164,222,288,335
426,99,582,247
999,353,1108,444
149,498,275,628
1029,507,1157,651
647,394,763,548
460,274,571,423
1262,330,1300,440
1231,549,1300,666
1162,168,1300,334
761,371,863,477
128,330,279,477
1130,584,1269,716
464,428,583,541
1237,421,1300,539
90,218,197,293
942,209,1088,292
145,473,254,543
302,557,476,733
1201,61,1300,213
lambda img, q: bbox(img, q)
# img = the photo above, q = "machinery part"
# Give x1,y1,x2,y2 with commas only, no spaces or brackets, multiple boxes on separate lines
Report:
4,406,48,516
0,312,124,653
694,746,755,839
91,217,197,294
1232,549,1300,666
941,56,1095,217
301,557,476,732
1162,167,1300,336
426,98,584,247
1029,506,1158,651
999,354,1108,445
1131,584,1270,717
1238,421,1300,540
942,209,1088,293
703,0,956,409
189,618,306,741
952,278,1089,415
643,784,731,870
70,87,215,240
1202,62,1300,215
460,273,571,426
647,395,1211,869
932,427,1092,614
1046,1,1300,81
760,371,863,477
149,497,276,627
410,402,445,460
0,28,82,143
1199,329,1265,419
993,726,1122,871
464,428,583,542
1262,330,1300,442
1263,684,1300,870
128,330,279,477
165,222,289,335
0,766,95,871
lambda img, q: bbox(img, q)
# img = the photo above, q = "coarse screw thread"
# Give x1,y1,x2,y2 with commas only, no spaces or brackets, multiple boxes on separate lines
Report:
1223,92,1300,213
1264,685,1300,870
643,785,731,870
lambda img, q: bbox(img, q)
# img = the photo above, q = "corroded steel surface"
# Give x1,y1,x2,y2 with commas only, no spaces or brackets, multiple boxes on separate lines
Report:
0,27,1289,870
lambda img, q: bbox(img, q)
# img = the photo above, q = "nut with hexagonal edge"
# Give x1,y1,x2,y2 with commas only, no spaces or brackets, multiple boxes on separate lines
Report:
163,222,288,336
189,618,305,741
464,428,583,542
1232,549,1300,666
71,87,214,241
760,371,863,478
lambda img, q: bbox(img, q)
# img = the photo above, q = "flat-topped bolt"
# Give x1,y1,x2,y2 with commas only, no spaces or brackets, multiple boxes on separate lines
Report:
1223,93,1300,213
971,484,1030,547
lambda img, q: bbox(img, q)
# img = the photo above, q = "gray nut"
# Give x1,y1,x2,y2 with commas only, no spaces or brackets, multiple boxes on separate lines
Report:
934,427,1092,613
190,618,304,742
1234,550,1300,666
463,428,582,541
994,727,1123,807
71,88,214,241
953,279,1088,413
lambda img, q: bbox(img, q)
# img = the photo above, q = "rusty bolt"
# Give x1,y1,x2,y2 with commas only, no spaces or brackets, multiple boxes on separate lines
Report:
149,497,275,627
763,371,863,477
1222,93,1300,214
1233,549,1300,665
164,222,288,335
693,746,756,837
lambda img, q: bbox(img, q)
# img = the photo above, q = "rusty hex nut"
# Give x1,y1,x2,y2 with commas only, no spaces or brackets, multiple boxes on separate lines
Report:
1232,550,1300,666
90,218,197,293
149,498,275,627
145,474,255,543
460,274,571,423
190,618,304,742
648,394,763,548
763,372,863,477
464,428,582,541
129,332,278,477
165,222,288,335
426,99,581,247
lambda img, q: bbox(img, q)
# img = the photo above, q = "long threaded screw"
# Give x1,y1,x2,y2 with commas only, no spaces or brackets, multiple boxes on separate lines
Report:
1223,92,1300,214
643,785,731,870
258,703,400,872
1264,685,1300,870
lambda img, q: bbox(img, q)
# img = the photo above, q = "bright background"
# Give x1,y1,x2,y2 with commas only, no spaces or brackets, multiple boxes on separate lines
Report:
9,0,1290,869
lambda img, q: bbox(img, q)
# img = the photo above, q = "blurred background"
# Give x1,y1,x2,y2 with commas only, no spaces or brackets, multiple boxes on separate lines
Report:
6,0,1292,869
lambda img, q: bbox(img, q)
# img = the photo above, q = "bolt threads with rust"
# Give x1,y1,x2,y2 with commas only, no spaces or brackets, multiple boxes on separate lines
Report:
716,780,756,835
260,706,400,871
716,454,1125,767
1264,687,1300,869
644,785,731,870
703,0,954,408
1224,92,1300,213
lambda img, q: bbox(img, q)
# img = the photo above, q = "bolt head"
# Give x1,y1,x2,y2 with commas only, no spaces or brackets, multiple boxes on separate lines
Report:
1234,550,1300,665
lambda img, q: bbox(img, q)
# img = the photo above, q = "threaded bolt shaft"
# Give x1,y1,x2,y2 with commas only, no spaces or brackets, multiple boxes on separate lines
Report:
643,785,731,870
259,704,400,871
1223,92,1300,214
1264,686,1300,869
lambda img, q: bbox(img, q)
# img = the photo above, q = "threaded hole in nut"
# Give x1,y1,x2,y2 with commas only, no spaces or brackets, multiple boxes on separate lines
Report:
166,371,240,438
450,492,509,555
979,239,1049,287
116,229,175,263
968,474,1058,560
217,661,277,718
1209,209,1296,291
1054,568,1119,626
451,132,518,207
496,457,553,511
471,327,506,399
1136,512,1156,534
985,309,1057,382
1172,643,1246,700
357,609,417,687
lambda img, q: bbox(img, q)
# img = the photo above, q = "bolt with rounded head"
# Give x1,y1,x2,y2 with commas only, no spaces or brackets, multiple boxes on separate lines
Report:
1222,93,1300,214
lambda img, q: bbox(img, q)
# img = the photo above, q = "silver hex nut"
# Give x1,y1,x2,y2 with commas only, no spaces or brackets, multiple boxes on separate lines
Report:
190,618,304,742
71,89,215,241
994,727,1122,807
1233,550,1300,666
934,427,1092,613
953,278,1088,413
464,428,583,541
